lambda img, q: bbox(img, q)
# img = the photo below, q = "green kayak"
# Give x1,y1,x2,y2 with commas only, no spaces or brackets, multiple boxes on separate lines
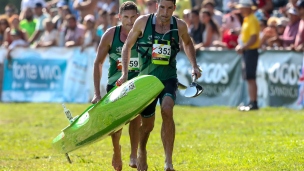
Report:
52,75,164,155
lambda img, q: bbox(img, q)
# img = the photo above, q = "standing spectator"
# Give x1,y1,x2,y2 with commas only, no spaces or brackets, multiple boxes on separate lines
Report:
52,2,67,29
0,16,10,46
6,29,29,61
5,4,18,18
222,12,242,49
260,17,279,48
109,12,119,27
64,14,85,47
21,0,46,11
235,0,260,111
254,0,274,21
195,9,221,49
143,0,156,14
20,0,46,20
189,7,204,45
96,10,110,39
81,14,98,51
183,9,191,28
268,7,300,48
222,0,238,13
20,8,36,38
175,0,192,18
35,18,58,47
73,0,99,23
201,0,223,26
56,5,72,47
143,0,157,14
294,0,304,51
29,3,49,44
100,0,118,13
4,15,28,48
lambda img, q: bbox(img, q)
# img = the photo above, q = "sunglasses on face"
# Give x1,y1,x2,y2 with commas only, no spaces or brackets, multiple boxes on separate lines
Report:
0,22,7,25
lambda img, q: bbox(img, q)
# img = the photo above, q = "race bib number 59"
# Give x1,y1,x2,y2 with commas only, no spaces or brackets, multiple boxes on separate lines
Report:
117,58,139,72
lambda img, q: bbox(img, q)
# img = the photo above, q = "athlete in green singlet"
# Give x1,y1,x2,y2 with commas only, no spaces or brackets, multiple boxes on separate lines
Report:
91,2,140,171
116,0,202,170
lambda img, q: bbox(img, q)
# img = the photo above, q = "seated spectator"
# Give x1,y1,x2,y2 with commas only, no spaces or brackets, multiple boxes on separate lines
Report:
20,8,36,38
4,15,27,48
4,4,18,18
35,18,58,47
268,7,300,48
29,3,49,44
54,5,72,47
64,14,85,47
6,29,29,61
189,7,204,45
201,0,223,26
0,16,10,46
81,14,98,51
96,10,110,39
195,9,222,49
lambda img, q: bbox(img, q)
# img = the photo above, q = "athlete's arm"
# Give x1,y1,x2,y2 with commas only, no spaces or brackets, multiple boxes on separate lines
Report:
117,16,147,85
177,19,202,78
92,28,115,102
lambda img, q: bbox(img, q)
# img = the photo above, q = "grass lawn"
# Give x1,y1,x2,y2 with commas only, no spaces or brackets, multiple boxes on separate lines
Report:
0,103,303,171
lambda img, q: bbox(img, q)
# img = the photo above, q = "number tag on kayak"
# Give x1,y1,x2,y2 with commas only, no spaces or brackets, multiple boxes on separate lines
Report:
117,58,139,72
152,40,171,65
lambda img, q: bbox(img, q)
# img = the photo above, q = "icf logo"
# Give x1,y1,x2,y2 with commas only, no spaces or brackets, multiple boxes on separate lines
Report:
116,46,122,53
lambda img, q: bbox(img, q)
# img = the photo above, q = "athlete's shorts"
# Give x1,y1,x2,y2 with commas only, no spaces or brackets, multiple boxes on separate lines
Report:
242,49,259,80
140,78,178,118
106,85,115,93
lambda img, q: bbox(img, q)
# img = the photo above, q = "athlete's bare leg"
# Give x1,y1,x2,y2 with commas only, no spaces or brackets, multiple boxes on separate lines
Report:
137,115,155,171
129,115,141,168
111,129,122,171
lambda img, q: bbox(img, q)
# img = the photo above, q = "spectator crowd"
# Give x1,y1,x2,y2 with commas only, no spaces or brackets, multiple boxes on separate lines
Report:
0,0,303,55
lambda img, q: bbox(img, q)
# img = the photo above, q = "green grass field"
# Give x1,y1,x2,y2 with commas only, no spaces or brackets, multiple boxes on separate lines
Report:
0,103,304,171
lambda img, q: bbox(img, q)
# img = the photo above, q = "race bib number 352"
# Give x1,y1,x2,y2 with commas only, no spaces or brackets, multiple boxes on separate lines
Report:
152,44,171,65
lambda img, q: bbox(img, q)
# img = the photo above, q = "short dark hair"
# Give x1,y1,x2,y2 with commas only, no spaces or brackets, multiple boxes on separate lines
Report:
119,1,139,14
191,6,200,16
65,14,76,21
157,0,176,5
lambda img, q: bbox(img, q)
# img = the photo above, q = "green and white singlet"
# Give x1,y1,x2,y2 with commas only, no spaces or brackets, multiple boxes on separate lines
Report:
136,14,180,81
108,26,139,86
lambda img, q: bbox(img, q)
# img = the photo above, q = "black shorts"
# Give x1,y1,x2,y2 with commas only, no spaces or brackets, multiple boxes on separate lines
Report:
242,49,259,80
106,85,115,93
140,78,178,118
